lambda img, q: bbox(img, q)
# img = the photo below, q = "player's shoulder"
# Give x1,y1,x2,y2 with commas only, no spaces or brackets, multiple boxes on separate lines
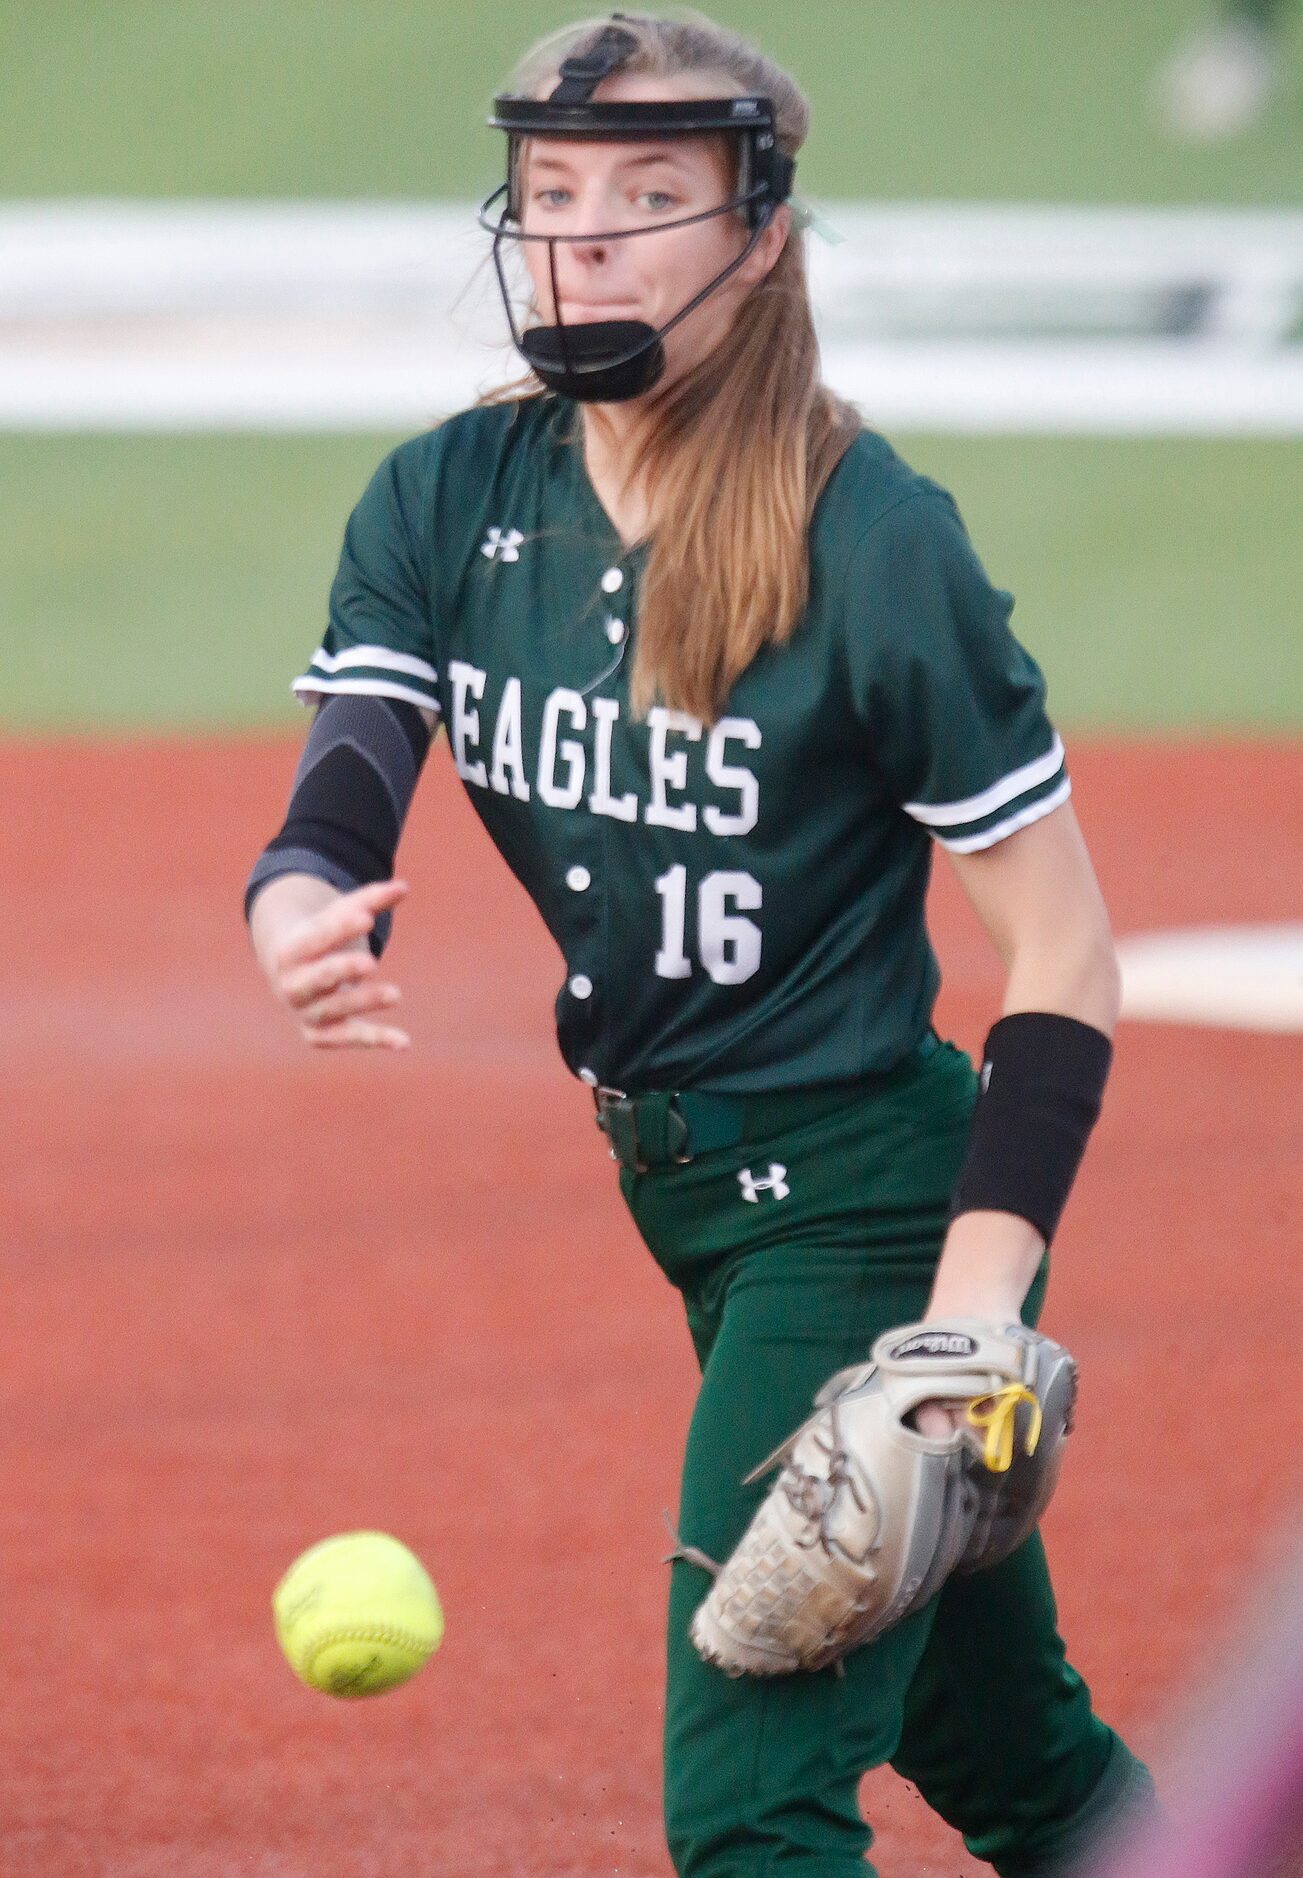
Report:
356,398,559,563
430,394,556,464
811,428,1012,670
814,427,959,558
382,396,554,491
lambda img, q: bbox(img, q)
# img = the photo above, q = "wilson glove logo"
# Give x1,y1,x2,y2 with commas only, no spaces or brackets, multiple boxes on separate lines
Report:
888,1331,978,1360
738,1163,789,1203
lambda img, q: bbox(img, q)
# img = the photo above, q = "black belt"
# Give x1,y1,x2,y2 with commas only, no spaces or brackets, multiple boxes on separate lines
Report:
592,1033,941,1173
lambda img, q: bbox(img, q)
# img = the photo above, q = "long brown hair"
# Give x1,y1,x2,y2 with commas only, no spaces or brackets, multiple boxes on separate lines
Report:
493,9,861,724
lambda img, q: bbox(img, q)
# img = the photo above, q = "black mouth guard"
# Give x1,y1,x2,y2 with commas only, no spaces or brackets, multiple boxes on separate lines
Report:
520,319,666,404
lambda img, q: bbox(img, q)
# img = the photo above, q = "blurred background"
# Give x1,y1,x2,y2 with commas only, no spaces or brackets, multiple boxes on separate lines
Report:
1,0,1299,734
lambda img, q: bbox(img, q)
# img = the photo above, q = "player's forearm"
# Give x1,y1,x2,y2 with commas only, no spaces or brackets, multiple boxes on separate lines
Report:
928,884,1120,1325
926,1211,1045,1324
244,693,432,974
1000,921,1122,1037
929,971,1116,1324
929,977,1116,1323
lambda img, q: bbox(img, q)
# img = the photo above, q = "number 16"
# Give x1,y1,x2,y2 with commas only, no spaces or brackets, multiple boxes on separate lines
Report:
654,865,763,986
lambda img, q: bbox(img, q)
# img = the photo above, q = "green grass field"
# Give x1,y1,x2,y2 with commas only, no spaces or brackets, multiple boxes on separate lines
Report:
2,0,1299,205
3,433,1297,733
3,3,1300,736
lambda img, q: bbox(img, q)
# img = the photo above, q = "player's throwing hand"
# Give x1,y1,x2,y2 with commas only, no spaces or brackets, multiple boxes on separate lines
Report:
254,877,410,1050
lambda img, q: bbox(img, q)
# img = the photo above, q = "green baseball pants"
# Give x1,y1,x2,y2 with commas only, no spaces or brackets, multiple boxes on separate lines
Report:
619,1038,1152,1878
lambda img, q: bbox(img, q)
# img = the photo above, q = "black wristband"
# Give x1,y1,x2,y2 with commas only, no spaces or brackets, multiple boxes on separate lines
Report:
949,1012,1113,1246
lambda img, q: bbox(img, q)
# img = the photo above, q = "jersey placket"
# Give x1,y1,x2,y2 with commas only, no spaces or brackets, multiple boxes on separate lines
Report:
561,556,632,1092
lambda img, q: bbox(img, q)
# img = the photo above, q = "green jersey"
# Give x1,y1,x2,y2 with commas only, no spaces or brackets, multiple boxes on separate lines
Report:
295,396,1067,1096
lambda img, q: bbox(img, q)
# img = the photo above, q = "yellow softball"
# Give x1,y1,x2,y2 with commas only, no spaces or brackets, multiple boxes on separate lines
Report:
272,1531,444,1698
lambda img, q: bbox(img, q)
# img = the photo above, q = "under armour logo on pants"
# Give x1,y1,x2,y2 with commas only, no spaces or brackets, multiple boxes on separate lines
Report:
738,1163,790,1203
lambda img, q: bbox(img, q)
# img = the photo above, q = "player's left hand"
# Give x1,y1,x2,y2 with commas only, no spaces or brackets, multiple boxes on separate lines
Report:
911,1400,969,1440
688,1320,1078,1678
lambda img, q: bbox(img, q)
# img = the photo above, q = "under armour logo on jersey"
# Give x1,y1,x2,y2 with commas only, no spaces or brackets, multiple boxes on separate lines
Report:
738,1163,790,1203
481,526,524,563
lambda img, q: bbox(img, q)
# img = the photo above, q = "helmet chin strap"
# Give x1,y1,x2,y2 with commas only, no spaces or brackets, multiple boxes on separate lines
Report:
493,198,776,405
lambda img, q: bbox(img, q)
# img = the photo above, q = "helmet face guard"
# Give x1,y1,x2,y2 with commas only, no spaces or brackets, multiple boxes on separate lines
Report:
479,20,796,403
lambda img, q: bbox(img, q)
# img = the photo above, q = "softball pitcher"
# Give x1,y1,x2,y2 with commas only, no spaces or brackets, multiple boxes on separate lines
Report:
246,13,1155,1873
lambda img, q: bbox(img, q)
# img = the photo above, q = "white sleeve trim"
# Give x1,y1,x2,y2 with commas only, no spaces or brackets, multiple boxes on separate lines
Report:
306,643,438,684
904,734,1066,829
933,774,1072,853
291,674,442,717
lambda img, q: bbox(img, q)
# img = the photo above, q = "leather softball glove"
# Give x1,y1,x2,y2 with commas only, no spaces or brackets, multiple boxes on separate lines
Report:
688,1319,1077,1677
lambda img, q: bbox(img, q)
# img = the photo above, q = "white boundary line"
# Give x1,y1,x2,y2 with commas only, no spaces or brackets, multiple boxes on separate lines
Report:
1118,923,1303,1033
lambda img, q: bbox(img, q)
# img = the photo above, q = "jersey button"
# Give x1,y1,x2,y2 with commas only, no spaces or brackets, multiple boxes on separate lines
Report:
569,973,594,1000
601,567,623,594
565,865,592,892
605,618,626,644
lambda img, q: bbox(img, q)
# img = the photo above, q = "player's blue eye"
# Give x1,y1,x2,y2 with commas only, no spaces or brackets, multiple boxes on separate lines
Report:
638,190,678,213
532,188,572,209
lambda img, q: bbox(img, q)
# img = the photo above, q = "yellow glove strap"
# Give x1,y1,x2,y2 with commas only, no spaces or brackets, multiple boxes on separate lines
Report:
967,1384,1043,1474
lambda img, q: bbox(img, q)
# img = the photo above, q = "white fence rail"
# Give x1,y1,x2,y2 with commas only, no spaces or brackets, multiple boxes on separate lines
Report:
3,201,1301,432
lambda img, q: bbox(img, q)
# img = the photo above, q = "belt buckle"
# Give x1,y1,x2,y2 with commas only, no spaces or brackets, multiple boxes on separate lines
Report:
593,1084,647,1174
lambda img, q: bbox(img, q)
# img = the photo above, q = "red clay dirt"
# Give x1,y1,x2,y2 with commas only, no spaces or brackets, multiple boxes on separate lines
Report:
1,736,1300,1878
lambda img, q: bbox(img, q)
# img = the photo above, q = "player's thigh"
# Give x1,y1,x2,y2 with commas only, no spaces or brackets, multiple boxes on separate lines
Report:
674,1227,951,1558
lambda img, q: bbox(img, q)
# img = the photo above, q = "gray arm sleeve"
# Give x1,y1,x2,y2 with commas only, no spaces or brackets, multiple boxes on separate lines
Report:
244,694,432,955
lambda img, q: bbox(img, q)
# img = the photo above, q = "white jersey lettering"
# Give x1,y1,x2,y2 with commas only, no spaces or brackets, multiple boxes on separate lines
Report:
703,717,761,836
588,696,637,822
489,675,530,801
446,670,761,839
537,687,588,809
645,707,701,831
448,659,488,788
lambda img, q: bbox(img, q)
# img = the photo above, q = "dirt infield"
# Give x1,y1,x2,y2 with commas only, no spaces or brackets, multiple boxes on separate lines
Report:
2,736,1300,1878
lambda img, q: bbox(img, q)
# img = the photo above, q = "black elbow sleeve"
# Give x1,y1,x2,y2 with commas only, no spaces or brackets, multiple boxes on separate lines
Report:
244,695,432,954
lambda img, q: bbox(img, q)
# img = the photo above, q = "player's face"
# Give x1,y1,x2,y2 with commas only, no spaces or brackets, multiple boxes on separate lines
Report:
519,72,785,395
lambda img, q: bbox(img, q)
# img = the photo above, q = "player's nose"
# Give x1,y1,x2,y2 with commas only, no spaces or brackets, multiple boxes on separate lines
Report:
563,236,612,270
552,243,630,309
